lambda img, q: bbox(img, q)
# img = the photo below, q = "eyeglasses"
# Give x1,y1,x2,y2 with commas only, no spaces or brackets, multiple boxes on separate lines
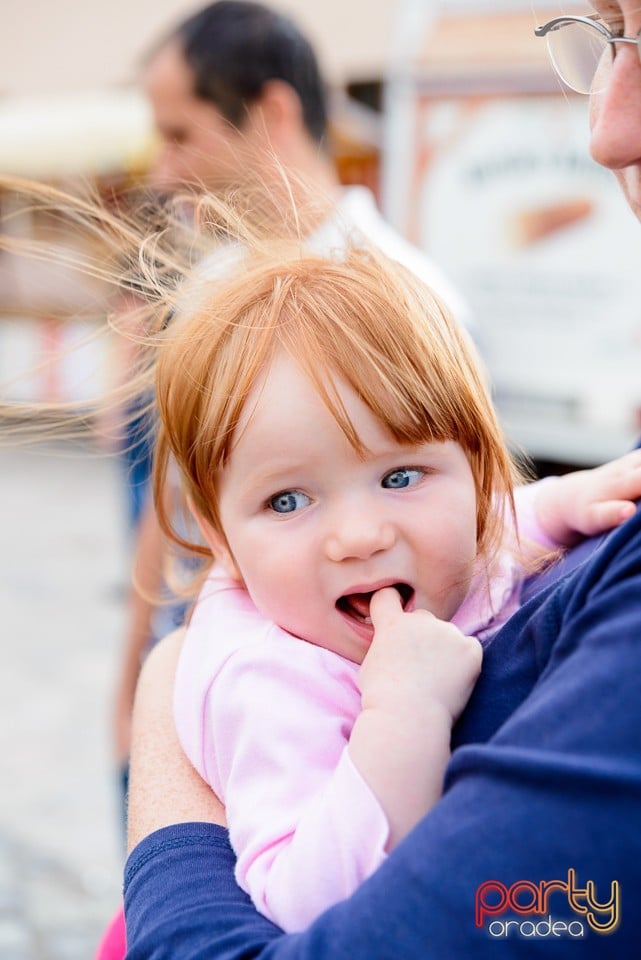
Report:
535,15,641,94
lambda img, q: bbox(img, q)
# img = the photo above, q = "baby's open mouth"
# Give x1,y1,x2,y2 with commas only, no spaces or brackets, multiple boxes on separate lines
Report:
336,583,414,623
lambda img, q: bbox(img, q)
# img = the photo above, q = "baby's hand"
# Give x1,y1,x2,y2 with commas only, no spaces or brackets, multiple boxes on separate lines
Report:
536,450,641,546
351,588,482,846
359,587,482,728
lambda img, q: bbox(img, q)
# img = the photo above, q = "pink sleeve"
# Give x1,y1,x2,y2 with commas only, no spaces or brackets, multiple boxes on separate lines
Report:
174,579,389,933
452,479,560,640
206,639,389,931
513,477,560,550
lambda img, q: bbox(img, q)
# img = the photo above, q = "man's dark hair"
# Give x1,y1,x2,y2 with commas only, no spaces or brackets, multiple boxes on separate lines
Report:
173,1,328,143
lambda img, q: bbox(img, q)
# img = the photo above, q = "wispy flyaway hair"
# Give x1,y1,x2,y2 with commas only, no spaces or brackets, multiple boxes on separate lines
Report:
0,174,521,580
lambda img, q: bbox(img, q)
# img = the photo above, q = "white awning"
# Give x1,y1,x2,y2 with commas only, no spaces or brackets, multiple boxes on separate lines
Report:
0,89,154,178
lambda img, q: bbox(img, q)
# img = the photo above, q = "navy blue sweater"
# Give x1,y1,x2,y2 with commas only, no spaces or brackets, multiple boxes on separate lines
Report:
124,508,641,957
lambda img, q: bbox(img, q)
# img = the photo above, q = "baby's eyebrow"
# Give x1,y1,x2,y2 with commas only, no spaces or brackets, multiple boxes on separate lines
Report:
240,463,309,490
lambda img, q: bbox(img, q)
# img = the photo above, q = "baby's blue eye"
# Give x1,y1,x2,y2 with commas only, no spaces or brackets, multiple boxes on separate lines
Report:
269,491,311,514
382,468,424,490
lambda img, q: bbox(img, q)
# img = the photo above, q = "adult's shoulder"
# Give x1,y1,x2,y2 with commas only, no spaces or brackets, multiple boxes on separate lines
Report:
455,505,641,748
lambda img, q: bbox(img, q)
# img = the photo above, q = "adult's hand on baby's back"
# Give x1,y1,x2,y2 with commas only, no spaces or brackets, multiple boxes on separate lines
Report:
127,628,226,853
362,587,482,728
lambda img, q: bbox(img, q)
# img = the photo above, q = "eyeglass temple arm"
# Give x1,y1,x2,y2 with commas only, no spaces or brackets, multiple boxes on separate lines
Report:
534,15,607,39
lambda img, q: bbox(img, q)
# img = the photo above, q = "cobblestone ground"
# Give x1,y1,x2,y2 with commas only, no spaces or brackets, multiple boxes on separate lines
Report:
0,440,128,959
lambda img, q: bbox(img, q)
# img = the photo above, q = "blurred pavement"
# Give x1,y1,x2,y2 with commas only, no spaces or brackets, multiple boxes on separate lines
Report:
0,439,128,959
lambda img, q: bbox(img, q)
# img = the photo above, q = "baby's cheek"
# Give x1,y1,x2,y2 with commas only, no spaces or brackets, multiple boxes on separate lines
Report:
247,572,296,625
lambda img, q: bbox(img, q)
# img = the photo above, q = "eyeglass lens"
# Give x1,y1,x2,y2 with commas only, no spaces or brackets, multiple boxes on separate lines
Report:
545,21,611,93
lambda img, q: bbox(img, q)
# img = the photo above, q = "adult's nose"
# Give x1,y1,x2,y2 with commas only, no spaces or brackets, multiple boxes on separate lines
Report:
146,146,181,193
590,42,641,172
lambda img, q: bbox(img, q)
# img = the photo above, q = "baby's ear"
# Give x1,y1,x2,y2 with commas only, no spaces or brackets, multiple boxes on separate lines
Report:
187,499,242,582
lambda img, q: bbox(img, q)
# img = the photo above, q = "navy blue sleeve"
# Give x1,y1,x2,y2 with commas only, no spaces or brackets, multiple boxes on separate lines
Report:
124,511,641,958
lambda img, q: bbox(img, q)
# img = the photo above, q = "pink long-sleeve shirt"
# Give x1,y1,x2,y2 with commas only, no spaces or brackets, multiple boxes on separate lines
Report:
174,482,557,932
